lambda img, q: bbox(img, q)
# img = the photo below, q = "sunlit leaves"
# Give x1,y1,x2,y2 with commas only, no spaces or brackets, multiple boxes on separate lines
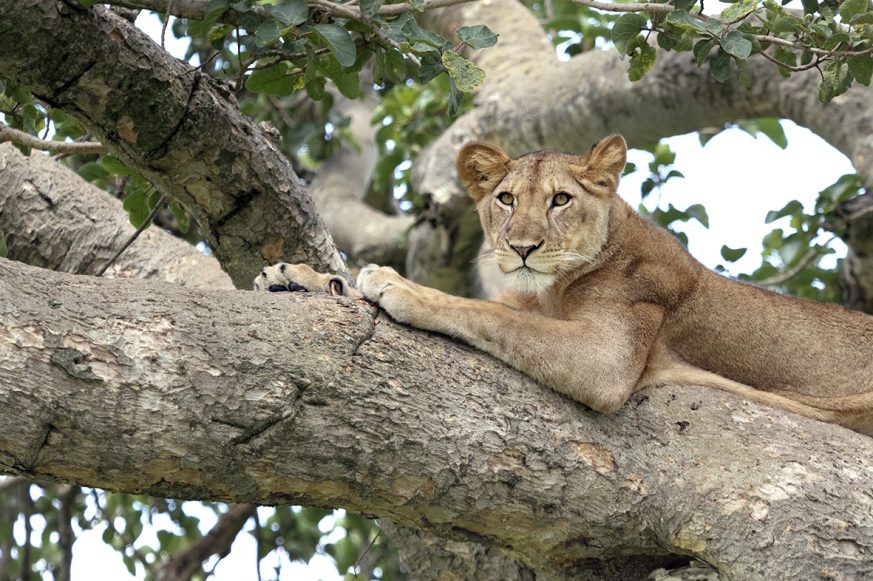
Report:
441,50,485,91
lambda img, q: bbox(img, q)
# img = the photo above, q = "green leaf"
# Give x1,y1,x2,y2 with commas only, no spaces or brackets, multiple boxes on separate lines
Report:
765,199,803,223
448,77,463,115
79,0,101,6
255,20,282,47
360,0,385,18
721,31,753,59
818,60,851,102
737,58,752,89
267,0,308,25
756,118,788,148
457,25,499,49
666,10,722,34
801,0,818,14
409,0,425,9
612,14,647,55
418,53,444,84
78,162,108,182
627,36,657,81
721,245,748,261
769,15,804,33
101,155,136,176
322,57,360,98
674,0,696,10
305,76,325,100
441,50,485,91
313,23,357,67
246,61,301,95
848,53,873,85
840,0,869,21
123,189,149,228
693,38,717,65
709,49,731,82
721,0,758,22
685,203,709,228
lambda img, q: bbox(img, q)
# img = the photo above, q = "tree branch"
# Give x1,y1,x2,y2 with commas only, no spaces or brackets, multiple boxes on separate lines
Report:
1,257,871,578
0,1,345,287
0,125,105,154
155,503,256,581
0,144,232,289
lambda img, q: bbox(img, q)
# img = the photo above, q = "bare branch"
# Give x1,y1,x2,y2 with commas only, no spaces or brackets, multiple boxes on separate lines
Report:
0,125,105,155
155,504,256,581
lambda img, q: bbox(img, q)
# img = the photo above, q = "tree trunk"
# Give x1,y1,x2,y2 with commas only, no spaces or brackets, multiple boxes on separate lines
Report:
0,0,344,287
2,257,871,579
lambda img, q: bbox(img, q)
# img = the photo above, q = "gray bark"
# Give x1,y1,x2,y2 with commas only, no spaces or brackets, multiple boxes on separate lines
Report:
0,144,232,289
0,0,345,287
1,257,871,579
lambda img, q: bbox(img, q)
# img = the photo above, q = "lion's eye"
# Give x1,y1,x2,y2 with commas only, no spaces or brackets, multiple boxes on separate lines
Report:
552,192,571,207
497,192,514,205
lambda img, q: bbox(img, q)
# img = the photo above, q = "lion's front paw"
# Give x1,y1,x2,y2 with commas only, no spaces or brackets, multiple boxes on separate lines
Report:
357,264,406,302
253,263,354,296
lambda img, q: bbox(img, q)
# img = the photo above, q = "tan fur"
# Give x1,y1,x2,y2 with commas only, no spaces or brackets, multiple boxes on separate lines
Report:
261,136,873,437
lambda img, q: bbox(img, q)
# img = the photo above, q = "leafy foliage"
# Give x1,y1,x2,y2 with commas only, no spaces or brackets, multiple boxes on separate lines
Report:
605,0,873,102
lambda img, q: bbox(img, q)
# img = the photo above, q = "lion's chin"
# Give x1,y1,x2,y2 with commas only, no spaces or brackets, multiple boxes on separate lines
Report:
502,267,558,296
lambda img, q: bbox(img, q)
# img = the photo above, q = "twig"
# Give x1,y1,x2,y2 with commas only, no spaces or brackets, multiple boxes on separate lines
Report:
758,49,822,72
97,189,165,276
569,0,674,13
352,527,381,578
758,235,837,287
754,35,873,57
161,0,175,49
0,125,106,155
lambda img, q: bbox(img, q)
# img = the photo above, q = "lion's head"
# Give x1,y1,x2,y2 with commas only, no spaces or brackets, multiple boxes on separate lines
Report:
456,135,627,295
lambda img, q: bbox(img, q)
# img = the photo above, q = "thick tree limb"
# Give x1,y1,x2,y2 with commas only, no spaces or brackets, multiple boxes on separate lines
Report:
0,1,345,287
1,258,871,578
308,91,412,269
0,144,232,289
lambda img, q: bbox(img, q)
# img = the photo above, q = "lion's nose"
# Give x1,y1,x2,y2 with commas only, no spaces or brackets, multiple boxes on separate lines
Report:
510,241,543,260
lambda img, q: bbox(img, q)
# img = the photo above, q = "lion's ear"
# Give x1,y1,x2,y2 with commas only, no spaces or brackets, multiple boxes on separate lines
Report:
584,135,627,188
456,142,511,202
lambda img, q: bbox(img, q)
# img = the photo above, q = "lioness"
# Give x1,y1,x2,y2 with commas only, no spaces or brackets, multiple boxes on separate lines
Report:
256,136,873,436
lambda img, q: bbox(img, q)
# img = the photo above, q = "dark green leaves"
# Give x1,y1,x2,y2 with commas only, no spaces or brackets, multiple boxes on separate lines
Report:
246,62,301,95
612,14,647,55
721,246,748,262
313,24,357,67
721,31,752,59
709,49,732,82
266,0,308,25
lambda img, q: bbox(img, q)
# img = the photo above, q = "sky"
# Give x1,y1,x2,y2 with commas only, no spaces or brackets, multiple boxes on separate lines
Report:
7,6,858,581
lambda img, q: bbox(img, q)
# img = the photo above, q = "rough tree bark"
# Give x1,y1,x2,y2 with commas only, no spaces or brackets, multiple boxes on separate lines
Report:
0,144,232,289
2,1,873,578
1,258,872,579
0,0,345,287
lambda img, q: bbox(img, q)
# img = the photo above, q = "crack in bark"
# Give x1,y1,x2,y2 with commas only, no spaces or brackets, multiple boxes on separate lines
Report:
351,306,378,358
146,70,201,160
50,58,97,102
215,188,261,228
